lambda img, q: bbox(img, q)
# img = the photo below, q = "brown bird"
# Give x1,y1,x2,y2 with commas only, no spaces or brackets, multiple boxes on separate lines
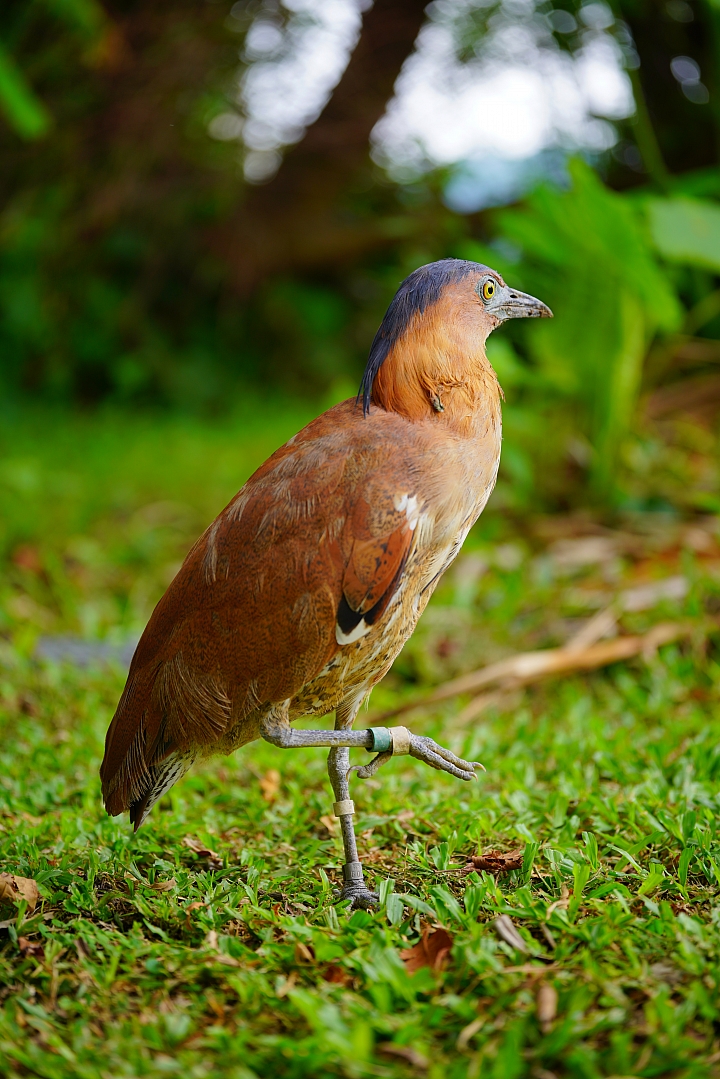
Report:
101,259,551,907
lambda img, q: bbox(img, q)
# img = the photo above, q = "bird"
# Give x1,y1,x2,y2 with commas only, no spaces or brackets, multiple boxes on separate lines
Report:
100,258,551,908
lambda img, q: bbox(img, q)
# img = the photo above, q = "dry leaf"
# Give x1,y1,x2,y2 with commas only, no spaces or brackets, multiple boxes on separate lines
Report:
12,545,43,574
400,926,453,973
0,873,39,912
463,849,523,875
549,535,620,568
276,971,297,998
151,877,176,891
322,963,351,985
493,915,529,954
201,932,239,967
294,941,315,964
621,576,688,612
259,768,281,803
319,814,338,835
213,953,241,967
378,1044,429,1070
183,900,206,928
537,983,558,1033
17,936,44,959
456,1016,484,1051
182,836,222,869
547,886,570,916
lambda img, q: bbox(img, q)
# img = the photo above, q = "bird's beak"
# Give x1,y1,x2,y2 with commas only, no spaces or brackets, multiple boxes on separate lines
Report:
494,286,553,321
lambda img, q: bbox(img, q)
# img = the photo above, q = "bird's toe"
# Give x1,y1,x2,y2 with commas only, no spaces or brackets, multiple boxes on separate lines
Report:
409,735,484,781
338,883,379,910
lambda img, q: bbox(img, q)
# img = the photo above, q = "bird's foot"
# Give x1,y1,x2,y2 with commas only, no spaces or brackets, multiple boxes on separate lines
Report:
409,734,484,781
334,861,378,909
338,882,379,910
351,729,484,782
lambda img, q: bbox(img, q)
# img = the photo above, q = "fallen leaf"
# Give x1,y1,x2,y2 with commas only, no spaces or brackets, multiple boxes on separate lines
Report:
319,814,337,835
400,926,453,973
17,937,44,959
0,873,39,912
201,932,239,966
547,886,570,916
12,545,43,574
378,1044,429,1070
276,971,297,998
463,849,523,875
322,963,351,985
493,915,529,954
183,900,206,928
537,983,558,1033
259,768,281,803
548,535,622,568
621,576,688,612
212,953,241,967
456,1016,484,1051
182,836,222,869
151,877,176,891
74,938,91,959
294,941,315,964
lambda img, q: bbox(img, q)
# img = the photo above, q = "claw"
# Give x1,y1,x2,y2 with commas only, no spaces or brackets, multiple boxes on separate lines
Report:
339,884,379,910
349,750,393,780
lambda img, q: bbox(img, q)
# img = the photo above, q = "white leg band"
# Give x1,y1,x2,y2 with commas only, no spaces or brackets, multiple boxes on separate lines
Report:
389,726,412,755
333,799,355,817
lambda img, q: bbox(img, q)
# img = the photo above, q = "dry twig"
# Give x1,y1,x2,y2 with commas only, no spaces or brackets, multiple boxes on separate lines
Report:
370,620,696,725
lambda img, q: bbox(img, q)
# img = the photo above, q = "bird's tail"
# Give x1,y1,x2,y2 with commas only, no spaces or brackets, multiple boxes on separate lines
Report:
101,663,193,829
127,751,194,831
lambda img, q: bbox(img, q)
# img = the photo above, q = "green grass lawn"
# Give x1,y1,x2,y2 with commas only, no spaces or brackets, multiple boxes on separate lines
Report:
2,405,720,1078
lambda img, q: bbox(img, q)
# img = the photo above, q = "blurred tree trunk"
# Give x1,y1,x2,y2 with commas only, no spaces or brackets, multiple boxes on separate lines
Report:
217,0,430,296
620,0,719,181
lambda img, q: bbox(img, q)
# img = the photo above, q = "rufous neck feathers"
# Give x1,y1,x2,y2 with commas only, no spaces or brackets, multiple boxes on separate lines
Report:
370,286,502,433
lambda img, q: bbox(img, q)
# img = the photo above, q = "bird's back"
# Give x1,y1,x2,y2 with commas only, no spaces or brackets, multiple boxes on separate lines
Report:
101,390,501,825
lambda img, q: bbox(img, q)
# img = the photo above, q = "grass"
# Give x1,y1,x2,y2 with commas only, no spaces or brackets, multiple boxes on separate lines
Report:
2,404,720,1078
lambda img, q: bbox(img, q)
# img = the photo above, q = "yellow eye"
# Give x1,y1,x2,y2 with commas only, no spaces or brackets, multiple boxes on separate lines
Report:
482,280,496,301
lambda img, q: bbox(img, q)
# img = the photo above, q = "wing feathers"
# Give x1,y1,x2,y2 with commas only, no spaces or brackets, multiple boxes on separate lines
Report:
101,403,428,824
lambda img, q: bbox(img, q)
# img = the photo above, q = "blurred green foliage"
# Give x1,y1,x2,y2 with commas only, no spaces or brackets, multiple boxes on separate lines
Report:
0,1,719,510
457,161,720,507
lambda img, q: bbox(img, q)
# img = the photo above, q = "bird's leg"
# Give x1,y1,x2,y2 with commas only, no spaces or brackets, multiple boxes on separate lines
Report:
261,704,481,908
327,696,378,910
260,703,374,751
261,706,481,779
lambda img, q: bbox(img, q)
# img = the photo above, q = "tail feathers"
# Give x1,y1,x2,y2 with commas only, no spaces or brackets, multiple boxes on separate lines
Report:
128,752,194,831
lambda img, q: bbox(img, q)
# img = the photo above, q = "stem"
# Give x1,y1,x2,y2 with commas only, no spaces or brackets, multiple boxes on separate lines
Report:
628,69,671,192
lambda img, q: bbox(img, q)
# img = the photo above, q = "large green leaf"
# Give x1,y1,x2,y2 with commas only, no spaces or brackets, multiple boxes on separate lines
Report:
491,159,682,501
647,197,720,272
0,45,50,139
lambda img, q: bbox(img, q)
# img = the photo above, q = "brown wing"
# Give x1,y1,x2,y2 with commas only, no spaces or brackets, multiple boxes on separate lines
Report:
335,494,415,644
100,401,423,823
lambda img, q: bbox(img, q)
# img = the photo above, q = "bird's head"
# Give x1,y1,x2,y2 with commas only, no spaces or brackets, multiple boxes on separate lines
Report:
360,259,552,419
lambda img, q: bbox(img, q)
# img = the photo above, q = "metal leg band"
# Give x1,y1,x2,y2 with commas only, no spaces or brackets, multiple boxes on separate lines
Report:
366,726,412,755
342,861,364,883
333,799,355,817
389,725,412,755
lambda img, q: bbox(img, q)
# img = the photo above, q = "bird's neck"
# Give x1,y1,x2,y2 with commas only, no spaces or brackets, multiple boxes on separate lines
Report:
370,299,502,438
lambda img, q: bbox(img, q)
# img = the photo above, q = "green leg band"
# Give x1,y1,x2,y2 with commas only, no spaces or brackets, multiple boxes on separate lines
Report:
366,727,392,753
